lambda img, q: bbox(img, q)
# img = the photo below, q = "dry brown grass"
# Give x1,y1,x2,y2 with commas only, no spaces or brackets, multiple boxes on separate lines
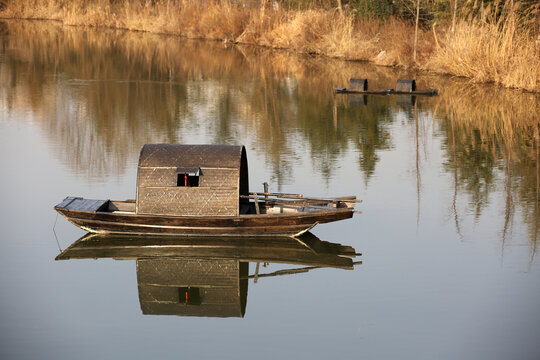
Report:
427,19,540,91
1,0,538,91
0,0,429,63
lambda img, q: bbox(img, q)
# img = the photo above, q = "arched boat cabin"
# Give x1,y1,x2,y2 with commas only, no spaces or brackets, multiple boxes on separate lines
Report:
136,144,249,216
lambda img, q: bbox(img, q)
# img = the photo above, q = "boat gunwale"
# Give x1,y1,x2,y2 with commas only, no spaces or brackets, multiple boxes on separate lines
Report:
55,199,354,220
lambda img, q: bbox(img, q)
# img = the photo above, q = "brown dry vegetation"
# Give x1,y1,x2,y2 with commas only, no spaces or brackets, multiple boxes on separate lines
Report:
1,0,539,91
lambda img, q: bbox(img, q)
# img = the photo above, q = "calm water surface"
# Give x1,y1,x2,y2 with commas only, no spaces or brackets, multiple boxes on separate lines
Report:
1,21,539,360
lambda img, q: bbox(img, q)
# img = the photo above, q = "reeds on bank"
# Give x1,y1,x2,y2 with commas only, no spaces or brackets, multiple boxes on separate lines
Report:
427,2,540,92
1,0,538,91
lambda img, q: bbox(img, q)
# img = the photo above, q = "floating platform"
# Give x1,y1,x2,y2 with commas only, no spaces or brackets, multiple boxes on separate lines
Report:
336,78,438,96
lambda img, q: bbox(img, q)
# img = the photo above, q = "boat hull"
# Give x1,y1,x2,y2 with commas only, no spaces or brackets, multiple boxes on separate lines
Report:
55,203,354,237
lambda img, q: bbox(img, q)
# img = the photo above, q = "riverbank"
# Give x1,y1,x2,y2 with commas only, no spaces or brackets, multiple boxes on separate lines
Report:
1,0,539,92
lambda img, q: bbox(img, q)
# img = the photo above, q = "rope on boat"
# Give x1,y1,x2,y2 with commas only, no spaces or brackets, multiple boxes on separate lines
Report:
52,212,63,253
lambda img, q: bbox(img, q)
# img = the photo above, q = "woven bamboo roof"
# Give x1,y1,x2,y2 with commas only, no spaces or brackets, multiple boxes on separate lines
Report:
138,144,247,169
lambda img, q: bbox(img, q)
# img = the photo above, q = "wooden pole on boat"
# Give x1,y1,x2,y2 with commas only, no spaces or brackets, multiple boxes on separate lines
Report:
263,182,269,204
253,193,260,215
240,195,362,214
271,200,363,214
250,191,304,199
257,192,362,203
244,193,362,204
271,201,362,214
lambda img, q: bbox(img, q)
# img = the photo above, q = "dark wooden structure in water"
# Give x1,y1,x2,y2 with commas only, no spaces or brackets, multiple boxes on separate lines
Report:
336,78,438,96
54,144,358,237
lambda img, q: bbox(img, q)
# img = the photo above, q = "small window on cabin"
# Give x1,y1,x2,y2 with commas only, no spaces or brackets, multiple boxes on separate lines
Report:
177,173,199,187
178,287,201,306
176,168,201,187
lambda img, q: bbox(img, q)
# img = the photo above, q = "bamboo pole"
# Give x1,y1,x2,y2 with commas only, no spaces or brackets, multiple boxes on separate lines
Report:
253,193,260,215
250,191,303,198
240,195,363,214
248,192,363,203
241,196,330,210
263,182,269,205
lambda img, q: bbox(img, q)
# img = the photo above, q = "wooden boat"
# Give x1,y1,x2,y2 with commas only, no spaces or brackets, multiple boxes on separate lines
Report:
55,144,359,237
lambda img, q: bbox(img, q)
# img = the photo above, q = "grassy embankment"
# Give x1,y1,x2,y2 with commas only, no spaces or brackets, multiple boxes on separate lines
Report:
1,0,539,92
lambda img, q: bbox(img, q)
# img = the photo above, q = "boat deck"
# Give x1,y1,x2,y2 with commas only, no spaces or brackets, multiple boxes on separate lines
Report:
56,197,323,216
56,197,110,212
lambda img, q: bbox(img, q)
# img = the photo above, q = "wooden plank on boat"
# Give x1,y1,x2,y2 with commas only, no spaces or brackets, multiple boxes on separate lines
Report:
253,193,260,215
250,191,304,198
246,193,362,203
241,195,358,213
63,198,109,212
55,196,80,209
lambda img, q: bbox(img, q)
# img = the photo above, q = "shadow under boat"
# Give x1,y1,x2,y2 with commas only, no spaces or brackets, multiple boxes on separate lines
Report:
56,232,361,318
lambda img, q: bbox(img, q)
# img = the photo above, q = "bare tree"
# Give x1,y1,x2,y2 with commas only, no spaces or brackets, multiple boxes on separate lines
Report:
413,0,420,62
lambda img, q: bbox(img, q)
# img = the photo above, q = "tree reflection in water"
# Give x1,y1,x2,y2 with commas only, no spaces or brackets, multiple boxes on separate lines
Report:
1,20,538,249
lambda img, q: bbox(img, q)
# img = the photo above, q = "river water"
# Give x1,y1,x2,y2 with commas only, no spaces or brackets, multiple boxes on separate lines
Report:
1,21,539,360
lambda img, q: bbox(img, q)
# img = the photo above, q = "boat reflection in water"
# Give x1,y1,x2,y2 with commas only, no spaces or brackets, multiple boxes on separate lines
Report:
56,233,361,318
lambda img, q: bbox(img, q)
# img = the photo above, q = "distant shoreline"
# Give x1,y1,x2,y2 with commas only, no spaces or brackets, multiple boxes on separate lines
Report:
2,0,538,92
